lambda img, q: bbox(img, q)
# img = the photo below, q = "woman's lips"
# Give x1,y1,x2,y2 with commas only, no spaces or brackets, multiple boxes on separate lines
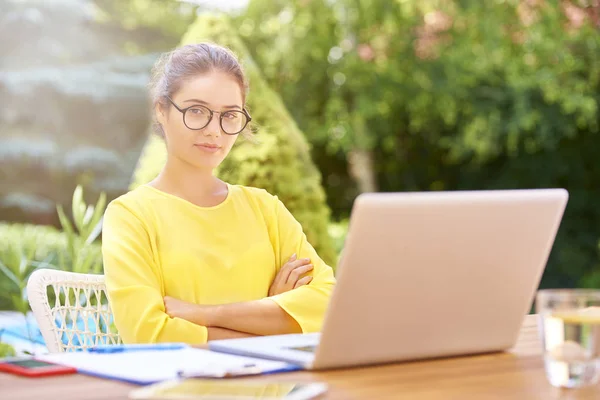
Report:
194,143,221,153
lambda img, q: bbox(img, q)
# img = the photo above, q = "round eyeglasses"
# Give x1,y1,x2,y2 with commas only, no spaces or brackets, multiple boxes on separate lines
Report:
166,97,252,135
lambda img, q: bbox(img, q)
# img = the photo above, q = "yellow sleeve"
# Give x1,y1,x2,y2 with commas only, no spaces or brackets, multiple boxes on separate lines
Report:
102,201,208,344
267,197,336,333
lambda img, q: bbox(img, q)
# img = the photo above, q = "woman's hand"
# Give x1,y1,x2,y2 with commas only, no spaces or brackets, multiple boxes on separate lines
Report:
268,253,314,296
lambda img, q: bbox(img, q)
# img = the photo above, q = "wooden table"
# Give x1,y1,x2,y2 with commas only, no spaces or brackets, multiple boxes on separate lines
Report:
2,315,599,399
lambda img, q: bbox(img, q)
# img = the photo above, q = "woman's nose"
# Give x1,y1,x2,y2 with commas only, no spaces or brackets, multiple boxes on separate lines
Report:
203,114,222,136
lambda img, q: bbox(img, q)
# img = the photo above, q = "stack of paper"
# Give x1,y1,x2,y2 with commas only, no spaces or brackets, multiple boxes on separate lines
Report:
37,347,298,385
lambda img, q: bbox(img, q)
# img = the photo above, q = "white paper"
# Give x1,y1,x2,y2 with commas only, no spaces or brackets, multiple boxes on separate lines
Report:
37,347,294,385
209,333,320,368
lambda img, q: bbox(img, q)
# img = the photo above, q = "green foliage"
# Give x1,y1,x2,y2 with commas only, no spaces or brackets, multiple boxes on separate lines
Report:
0,223,63,311
56,185,106,274
92,0,199,53
0,186,105,312
132,13,337,266
0,223,104,312
237,0,600,289
328,219,349,265
130,133,167,191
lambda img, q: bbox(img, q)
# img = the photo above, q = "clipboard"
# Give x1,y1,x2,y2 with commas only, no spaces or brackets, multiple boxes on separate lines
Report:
36,345,300,385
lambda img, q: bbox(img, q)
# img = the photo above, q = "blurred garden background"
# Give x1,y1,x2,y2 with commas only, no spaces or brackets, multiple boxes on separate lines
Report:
0,0,599,354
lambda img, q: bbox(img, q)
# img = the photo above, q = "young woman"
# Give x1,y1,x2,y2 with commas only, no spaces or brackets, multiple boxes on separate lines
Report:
101,42,336,344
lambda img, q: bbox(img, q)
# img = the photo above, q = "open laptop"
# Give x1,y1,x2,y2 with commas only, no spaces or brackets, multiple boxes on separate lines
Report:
209,189,569,370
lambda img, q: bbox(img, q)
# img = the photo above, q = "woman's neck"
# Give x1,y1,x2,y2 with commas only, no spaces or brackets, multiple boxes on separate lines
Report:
149,157,228,207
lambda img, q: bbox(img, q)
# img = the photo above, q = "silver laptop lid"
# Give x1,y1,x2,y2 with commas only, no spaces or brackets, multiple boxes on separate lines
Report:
314,189,568,369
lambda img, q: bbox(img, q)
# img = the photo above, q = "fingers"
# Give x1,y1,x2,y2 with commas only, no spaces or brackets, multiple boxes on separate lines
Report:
279,253,311,283
163,296,173,316
284,255,311,271
286,262,314,284
270,254,313,296
294,275,313,289
277,254,297,285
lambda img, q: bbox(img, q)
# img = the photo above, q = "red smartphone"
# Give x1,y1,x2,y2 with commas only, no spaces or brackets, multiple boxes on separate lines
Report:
0,358,77,378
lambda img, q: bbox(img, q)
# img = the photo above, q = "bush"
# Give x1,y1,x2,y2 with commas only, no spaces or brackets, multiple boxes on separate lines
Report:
0,223,66,266
131,14,337,266
328,219,349,263
0,185,105,312
0,223,64,311
0,223,103,311
236,1,600,290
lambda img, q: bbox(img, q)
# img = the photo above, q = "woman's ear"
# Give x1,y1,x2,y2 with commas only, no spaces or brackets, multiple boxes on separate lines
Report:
155,102,167,126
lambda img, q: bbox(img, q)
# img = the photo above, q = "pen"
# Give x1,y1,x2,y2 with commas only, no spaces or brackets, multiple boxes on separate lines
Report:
88,343,188,353
177,363,263,379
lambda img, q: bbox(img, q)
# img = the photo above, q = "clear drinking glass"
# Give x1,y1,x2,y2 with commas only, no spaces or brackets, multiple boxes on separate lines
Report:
536,289,600,388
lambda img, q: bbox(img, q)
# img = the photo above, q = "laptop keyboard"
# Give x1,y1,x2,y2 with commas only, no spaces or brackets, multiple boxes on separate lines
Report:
288,345,317,353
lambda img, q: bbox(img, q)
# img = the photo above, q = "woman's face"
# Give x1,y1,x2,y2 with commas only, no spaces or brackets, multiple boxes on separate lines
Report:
156,71,244,172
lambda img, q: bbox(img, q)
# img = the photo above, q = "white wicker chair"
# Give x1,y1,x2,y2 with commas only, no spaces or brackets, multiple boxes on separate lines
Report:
26,269,122,353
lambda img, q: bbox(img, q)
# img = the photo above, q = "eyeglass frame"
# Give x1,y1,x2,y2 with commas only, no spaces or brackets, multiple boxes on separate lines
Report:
166,96,252,135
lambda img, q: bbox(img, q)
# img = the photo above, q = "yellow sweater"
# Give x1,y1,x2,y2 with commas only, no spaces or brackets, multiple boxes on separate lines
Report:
101,184,336,344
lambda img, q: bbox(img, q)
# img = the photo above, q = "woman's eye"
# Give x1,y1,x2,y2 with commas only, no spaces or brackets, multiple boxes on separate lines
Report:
223,112,239,120
189,108,207,115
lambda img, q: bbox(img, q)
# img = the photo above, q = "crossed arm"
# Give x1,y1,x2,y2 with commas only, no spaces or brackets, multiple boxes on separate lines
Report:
104,197,335,344
164,298,299,340
164,254,314,340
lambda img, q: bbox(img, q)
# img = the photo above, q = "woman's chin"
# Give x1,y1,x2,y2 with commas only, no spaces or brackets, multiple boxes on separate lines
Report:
188,157,224,171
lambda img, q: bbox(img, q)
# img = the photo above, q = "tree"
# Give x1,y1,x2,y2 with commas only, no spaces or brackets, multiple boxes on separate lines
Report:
237,0,600,289
91,0,199,53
